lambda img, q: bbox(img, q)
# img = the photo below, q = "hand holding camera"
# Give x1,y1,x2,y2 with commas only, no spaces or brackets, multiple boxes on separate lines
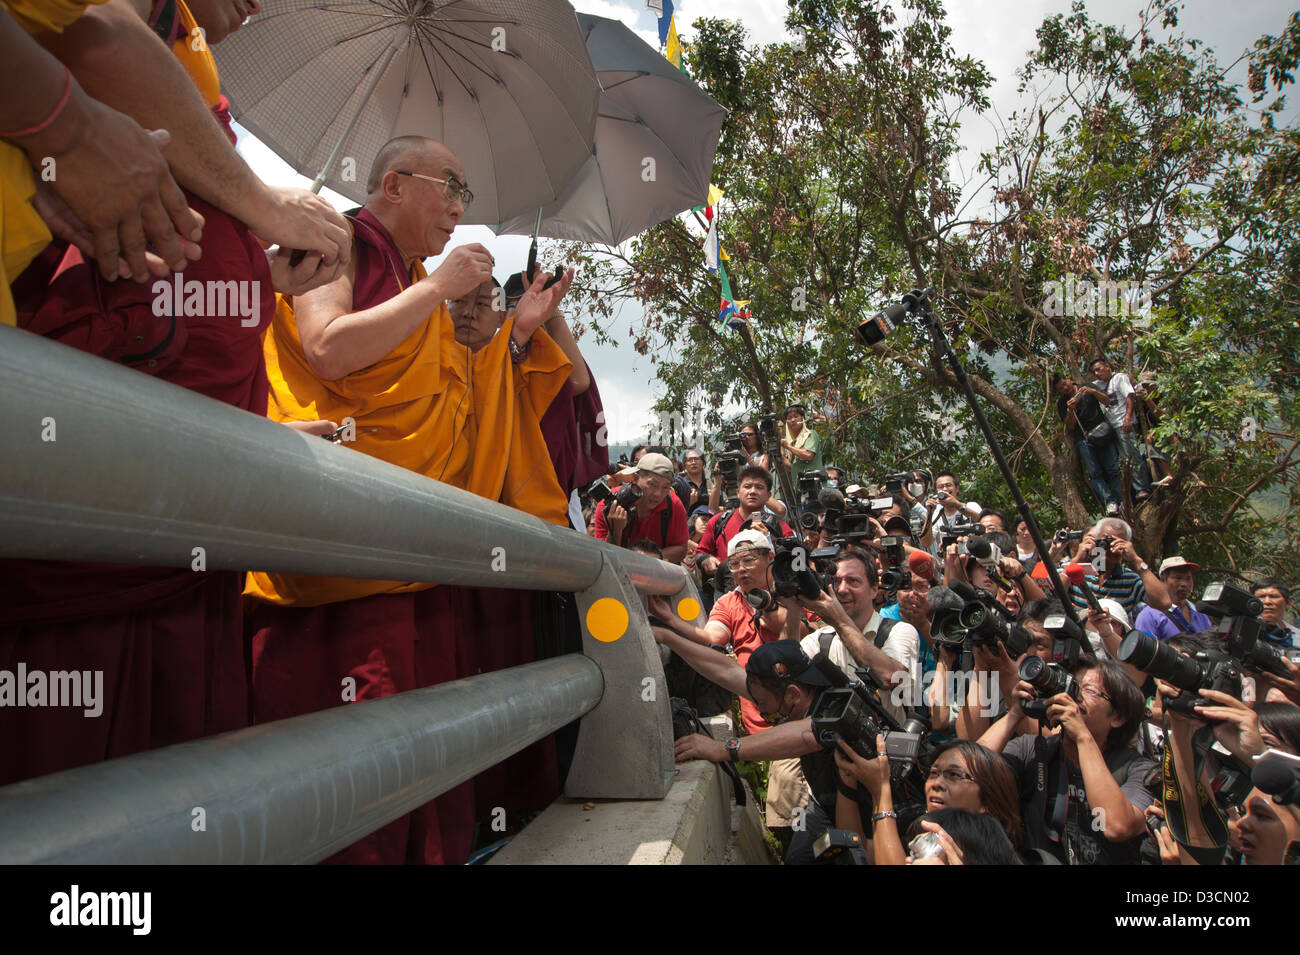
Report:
606,501,629,536
835,736,890,797
1193,688,1267,762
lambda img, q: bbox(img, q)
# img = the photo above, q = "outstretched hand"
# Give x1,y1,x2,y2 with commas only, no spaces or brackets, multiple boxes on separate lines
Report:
512,267,575,342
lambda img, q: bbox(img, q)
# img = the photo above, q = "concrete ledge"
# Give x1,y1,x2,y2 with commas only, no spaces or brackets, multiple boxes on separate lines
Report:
491,758,731,864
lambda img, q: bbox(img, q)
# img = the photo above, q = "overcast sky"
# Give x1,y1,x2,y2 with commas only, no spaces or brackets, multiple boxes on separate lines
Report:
235,0,1293,443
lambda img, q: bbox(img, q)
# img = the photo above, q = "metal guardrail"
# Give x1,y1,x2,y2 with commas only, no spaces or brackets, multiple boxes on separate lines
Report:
0,324,710,862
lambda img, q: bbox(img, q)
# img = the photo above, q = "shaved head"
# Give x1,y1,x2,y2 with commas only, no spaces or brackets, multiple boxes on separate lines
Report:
366,136,450,195
363,136,466,261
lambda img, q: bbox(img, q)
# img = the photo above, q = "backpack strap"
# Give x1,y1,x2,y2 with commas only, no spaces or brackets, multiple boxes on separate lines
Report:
661,500,671,544
874,616,897,650
818,629,835,657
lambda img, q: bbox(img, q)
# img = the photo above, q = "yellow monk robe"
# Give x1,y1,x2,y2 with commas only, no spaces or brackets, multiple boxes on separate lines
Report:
0,0,108,326
246,270,572,608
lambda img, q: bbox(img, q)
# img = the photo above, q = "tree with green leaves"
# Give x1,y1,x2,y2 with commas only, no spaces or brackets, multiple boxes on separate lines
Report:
560,0,1299,582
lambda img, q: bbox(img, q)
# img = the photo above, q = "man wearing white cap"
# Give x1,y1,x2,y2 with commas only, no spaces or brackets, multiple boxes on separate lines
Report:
592,452,688,563
648,528,795,735
1134,556,1211,639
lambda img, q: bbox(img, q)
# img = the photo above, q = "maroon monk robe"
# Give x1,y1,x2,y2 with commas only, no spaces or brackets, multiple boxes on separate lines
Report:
247,209,557,864
0,193,272,786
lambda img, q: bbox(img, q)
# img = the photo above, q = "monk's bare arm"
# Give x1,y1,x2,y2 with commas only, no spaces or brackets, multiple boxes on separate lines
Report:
38,0,349,264
295,243,492,380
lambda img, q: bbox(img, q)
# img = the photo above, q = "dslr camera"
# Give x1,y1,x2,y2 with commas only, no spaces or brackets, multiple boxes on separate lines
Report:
586,476,642,512
1018,655,1081,725
939,523,984,550
1118,629,1243,716
1201,581,1289,678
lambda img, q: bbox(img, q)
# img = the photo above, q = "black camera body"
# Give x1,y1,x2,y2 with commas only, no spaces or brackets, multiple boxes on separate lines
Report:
1055,529,1084,544
932,582,1028,657
586,477,642,512
810,687,926,778
771,538,829,600
756,413,782,449
878,535,910,593
1200,581,1289,679
1118,629,1244,715
939,523,983,549
1019,656,1080,725
883,471,912,495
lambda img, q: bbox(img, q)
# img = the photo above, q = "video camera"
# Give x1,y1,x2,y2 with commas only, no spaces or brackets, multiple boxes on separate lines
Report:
931,580,1029,658
878,535,910,593
939,522,984,550
807,653,929,777
756,413,782,450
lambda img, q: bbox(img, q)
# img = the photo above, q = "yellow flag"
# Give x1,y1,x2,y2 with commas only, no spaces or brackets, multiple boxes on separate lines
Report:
666,20,682,70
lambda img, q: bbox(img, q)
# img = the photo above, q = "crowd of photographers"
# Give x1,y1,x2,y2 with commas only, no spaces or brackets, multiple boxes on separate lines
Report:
580,404,1300,866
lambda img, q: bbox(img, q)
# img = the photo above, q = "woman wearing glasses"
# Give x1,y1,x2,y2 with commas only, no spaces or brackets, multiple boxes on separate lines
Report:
834,737,1025,863
739,423,771,469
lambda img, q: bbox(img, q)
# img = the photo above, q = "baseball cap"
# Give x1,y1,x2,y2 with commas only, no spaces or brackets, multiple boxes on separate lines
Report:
883,515,913,538
635,452,675,480
691,505,716,519
727,528,775,557
1158,556,1200,576
784,403,807,418
746,641,831,686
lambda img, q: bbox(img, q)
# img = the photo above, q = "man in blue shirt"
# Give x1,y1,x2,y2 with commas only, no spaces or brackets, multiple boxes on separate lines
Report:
1134,557,1210,639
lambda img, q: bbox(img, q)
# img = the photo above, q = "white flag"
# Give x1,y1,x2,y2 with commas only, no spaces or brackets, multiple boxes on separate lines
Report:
703,215,719,274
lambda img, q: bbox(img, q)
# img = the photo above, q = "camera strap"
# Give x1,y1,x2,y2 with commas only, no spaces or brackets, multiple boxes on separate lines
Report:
1027,735,1071,855
1160,723,1229,856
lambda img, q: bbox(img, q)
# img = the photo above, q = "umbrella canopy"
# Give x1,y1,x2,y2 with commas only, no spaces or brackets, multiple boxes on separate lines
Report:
214,0,601,225
492,12,725,246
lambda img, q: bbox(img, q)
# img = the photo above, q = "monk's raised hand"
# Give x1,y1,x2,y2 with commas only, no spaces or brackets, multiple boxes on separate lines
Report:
246,185,351,269
429,243,495,301
512,267,574,341
267,246,346,297
15,97,204,283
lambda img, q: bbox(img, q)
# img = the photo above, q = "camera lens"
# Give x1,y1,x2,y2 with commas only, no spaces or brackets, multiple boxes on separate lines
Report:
1118,629,1205,691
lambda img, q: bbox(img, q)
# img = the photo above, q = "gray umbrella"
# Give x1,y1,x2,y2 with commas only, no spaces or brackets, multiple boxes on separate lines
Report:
492,12,725,246
213,0,601,225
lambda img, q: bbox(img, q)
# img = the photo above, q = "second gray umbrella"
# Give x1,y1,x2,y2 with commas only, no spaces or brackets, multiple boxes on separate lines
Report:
492,12,725,246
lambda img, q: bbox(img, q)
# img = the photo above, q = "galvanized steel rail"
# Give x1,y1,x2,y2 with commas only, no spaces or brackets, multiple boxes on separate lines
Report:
0,326,708,862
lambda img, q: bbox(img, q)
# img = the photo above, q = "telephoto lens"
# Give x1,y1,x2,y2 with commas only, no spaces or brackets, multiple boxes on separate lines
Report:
1117,629,1204,691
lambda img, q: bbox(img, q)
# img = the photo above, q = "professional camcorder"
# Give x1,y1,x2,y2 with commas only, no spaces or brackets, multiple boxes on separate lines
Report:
807,654,929,777
931,581,1028,657
939,522,984,549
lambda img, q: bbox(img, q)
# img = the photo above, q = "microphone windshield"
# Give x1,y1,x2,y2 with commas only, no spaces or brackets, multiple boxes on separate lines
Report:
1253,753,1300,803
1064,563,1090,585
907,550,935,580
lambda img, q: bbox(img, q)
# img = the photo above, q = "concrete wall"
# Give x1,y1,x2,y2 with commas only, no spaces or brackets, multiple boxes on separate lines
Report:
491,714,773,865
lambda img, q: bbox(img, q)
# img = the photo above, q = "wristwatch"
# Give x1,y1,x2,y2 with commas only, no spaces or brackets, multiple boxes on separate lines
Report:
1136,561,1149,573
871,810,898,823
724,738,742,762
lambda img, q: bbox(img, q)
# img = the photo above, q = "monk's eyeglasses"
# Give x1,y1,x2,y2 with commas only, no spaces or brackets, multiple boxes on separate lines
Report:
395,171,474,208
